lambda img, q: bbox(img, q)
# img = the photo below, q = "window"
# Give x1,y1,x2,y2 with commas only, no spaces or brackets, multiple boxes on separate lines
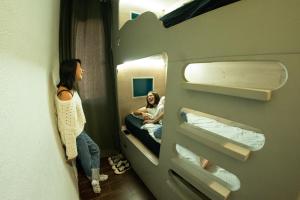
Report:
130,12,140,20
132,77,153,97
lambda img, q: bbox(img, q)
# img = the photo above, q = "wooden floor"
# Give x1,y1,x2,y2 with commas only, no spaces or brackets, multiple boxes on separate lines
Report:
78,157,157,200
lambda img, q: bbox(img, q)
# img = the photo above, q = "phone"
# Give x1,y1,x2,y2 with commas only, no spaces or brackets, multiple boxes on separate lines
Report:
123,129,130,135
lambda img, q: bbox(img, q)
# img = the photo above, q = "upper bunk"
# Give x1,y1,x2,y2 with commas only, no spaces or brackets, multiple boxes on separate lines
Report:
160,0,240,28
115,0,300,64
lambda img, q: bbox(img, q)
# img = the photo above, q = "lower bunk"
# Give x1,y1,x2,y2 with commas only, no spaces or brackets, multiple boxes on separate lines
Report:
124,114,161,157
121,114,243,199
119,122,161,199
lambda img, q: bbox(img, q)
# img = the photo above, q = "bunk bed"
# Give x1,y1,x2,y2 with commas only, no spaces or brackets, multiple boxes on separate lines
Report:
124,114,161,157
160,0,239,28
115,0,300,199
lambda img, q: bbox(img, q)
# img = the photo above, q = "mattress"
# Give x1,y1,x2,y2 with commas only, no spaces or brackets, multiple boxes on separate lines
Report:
181,111,265,151
176,144,240,191
125,114,161,157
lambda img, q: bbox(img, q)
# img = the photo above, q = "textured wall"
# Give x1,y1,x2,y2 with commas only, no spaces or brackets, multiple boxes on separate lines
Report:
0,1,79,200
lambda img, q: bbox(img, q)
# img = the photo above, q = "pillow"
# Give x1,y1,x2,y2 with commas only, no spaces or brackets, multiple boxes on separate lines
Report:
152,96,165,119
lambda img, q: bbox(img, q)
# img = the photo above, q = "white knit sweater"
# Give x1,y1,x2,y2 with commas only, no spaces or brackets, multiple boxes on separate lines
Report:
55,91,86,159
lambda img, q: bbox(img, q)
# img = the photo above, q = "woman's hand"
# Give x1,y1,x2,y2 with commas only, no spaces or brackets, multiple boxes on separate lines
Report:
142,112,151,120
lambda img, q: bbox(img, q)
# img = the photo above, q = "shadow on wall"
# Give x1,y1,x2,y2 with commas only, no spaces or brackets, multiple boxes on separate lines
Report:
81,98,116,152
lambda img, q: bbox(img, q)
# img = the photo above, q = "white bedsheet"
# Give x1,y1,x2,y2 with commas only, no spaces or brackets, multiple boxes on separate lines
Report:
130,113,162,143
184,112,265,151
176,144,240,191
141,123,162,143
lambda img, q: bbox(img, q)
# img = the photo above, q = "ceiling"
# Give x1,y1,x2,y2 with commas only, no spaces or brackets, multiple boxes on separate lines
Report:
119,0,193,14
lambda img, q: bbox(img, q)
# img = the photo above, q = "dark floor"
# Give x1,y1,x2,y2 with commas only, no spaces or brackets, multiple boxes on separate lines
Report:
78,157,157,200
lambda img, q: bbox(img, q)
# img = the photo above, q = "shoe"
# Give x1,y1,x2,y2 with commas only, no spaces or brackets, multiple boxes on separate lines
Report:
91,180,101,193
100,174,108,181
108,154,124,166
112,160,128,170
114,162,131,175
87,173,108,182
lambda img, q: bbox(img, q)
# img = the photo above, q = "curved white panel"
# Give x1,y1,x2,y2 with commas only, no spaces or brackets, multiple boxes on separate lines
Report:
184,61,288,90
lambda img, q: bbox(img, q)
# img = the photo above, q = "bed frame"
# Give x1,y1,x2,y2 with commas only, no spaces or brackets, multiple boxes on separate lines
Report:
114,1,300,199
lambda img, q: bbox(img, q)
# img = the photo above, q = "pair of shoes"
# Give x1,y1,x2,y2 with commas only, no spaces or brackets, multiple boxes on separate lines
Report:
108,154,124,166
112,160,128,170
100,174,108,181
91,180,101,193
113,161,131,175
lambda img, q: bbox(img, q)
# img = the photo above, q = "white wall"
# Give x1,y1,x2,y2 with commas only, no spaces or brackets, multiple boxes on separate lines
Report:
118,0,192,29
0,1,79,200
119,0,166,29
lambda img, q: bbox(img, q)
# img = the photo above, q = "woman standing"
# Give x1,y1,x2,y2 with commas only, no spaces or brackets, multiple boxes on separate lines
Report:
55,59,108,193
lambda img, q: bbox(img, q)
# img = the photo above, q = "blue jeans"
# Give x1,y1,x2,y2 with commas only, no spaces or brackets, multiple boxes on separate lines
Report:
154,126,162,139
76,131,100,177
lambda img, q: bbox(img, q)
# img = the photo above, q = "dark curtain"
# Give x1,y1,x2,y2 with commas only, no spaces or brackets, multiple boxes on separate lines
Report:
59,0,119,155
59,0,76,60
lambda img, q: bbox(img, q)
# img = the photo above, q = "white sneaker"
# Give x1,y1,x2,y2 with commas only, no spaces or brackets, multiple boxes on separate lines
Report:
87,174,108,182
114,162,131,175
91,180,101,193
108,154,124,166
112,160,128,170
100,174,108,181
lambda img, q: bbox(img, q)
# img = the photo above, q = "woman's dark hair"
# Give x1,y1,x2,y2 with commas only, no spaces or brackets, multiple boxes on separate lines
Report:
56,59,81,90
146,91,160,108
